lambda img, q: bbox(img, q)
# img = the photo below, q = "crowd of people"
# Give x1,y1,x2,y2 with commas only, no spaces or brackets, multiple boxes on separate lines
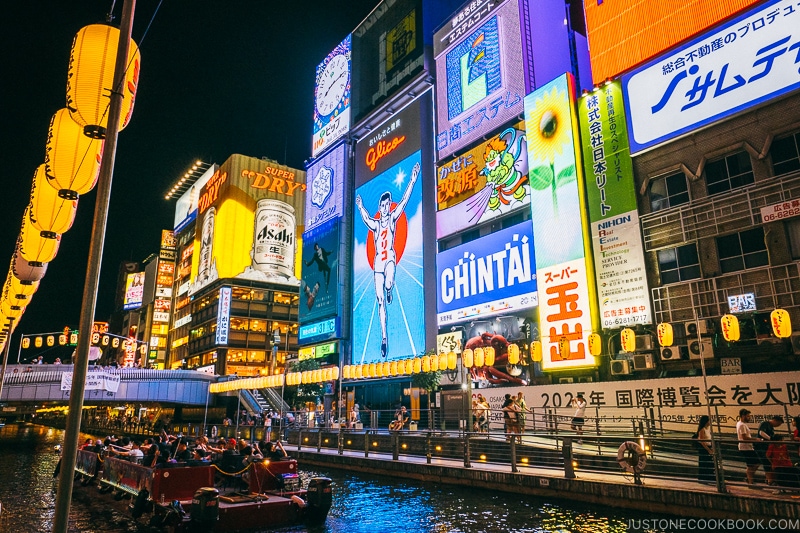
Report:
733,409,800,491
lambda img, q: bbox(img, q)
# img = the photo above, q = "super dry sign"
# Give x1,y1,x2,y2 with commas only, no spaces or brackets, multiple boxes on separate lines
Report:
242,166,304,196
198,169,228,214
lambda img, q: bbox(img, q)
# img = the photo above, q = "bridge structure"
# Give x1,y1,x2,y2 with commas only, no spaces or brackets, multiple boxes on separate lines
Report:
0,365,215,414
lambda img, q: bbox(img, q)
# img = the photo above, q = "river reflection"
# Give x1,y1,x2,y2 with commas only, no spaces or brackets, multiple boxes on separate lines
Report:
0,424,673,533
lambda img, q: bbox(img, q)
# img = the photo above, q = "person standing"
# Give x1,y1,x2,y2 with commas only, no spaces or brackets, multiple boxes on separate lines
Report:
502,394,520,443
736,408,761,485
477,395,491,434
515,392,530,442
570,394,587,444
757,415,784,485
694,415,715,483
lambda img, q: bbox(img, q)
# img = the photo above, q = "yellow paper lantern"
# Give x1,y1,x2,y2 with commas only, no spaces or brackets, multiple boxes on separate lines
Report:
22,337,30,349
67,25,141,138
382,361,391,377
19,210,61,264
587,333,602,356
355,364,364,379
47,335,55,347
70,332,78,344
656,322,674,347
389,361,397,376
286,373,293,386
35,336,43,348
368,363,377,378
438,353,448,371
447,351,457,370
474,347,485,368
0,299,25,319
413,357,422,374
771,309,792,338
91,332,100,344
332,367,339,380
59,334,67,346
620,328,636,353
422,356,431,373
720,314,740,342
342,365,350,379
558,337,570,359
507,344,520,365
485,346,495,367
45,109,104,197
8,272,39,299
29,165,79,235
462,348,474,368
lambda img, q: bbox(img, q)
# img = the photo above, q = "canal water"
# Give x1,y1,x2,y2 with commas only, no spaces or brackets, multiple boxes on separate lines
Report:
0,424,675,532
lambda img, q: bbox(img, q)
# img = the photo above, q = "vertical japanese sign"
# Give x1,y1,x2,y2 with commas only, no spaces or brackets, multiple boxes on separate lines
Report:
216,286,231,345
622,0,800,154
578,81,652,329
525,73,599,370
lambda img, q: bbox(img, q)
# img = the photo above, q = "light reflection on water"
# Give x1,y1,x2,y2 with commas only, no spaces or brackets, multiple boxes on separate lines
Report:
0,425,674,533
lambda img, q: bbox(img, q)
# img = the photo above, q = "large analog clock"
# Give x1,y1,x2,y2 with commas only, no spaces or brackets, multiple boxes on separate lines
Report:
316,53,349,117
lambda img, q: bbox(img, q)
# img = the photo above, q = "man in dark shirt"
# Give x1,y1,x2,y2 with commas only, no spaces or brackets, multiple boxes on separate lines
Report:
758,415,784,485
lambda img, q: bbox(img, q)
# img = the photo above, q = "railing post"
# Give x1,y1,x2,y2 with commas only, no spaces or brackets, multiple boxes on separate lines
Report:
317,429,322,453
510,438,518,473
364,429,370,458
297,429,302,451
464,430,471,468
337,424,343,455
426,431,432,464
392,431,399,461
563,438,575,479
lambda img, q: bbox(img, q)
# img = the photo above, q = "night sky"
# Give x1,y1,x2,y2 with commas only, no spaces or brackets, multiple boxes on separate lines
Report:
0,0,380,340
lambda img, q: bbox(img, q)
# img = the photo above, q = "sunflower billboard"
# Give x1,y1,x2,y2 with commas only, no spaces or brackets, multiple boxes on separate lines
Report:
436,122,529,239
524,73,599,371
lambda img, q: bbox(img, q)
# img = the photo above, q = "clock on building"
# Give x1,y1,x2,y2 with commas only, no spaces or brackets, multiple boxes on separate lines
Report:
316,53,349,117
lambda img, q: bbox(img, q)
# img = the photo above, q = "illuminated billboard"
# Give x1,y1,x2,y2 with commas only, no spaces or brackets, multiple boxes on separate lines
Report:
173,165,217,233
578,82,652,329
623,0,800,154
436,121,529,239
305,141,346,232
584,0,761,84
524,73,598,371
434,0,526,161
190,154,306,295
351,0,424,123
352,150,424,364
312,36,352,157
437,220,537,326
122,272,145,310
299,219,340,323
216,287,231,345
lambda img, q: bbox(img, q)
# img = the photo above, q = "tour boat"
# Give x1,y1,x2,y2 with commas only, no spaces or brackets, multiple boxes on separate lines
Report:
73,449,332,532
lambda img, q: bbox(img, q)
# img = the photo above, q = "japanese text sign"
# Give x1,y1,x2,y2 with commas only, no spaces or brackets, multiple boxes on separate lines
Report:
215,286,231,345
623,0,800,154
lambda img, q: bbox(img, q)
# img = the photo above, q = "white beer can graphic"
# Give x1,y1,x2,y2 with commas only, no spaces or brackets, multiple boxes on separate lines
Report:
198,207,215,281
253,199,296,278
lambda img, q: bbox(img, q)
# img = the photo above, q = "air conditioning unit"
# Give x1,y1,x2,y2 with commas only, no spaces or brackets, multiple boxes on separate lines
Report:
632,353,655,370
659,345,685,361
791,333,800,355
610,359,632,376
684,320,709,337
688,337,714,359
635,334,654,352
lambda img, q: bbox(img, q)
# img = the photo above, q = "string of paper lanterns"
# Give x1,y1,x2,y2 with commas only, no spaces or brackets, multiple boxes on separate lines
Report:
0,21,140,353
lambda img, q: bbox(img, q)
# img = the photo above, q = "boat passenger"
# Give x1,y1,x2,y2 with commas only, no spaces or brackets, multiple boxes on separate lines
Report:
265,440,288,461
173,441,192,462
110,440,144,463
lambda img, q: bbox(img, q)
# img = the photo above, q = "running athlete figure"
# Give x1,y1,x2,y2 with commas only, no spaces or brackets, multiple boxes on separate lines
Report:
355,162,420,358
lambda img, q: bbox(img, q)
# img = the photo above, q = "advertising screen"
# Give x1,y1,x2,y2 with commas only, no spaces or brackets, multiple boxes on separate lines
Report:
312,36,352,157
436,121,529,239
299,219,340,323
351,0,424,123
190,154,306,295
524,73,598,371
622,0,800,154
305,141,346,232
173,165,216,233
434,0,526,161
437,220,537,326
298,317,340,344
584,0,761,84
352,150,425,364
578,81,652,329
122,272,145,310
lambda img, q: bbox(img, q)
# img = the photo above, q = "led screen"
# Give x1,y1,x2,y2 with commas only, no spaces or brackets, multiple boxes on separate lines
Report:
524,73,598,371
299,219,340,323
436,121,529,239
434,0,525,161
122,272,145,310
312,36,352,157
584,0,761,84
173,165,216,233
305,141,346,232
351,0,424,123
352,151,424,364
436,220,537,327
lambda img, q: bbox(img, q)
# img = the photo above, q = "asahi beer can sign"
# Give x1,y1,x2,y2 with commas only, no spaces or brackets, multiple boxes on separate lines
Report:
252,199,296,278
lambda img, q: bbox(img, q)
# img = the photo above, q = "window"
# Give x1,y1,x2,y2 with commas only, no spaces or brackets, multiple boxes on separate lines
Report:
649,172,689,212
716,227,768,273
771,132,800,175
786,218,800,260
657,244,701,284
704,151,754,195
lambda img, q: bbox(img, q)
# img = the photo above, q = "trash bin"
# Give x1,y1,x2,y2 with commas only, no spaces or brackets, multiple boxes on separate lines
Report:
190,487,219,524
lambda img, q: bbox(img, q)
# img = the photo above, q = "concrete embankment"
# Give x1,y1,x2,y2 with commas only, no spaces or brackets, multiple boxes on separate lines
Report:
289,438,800,523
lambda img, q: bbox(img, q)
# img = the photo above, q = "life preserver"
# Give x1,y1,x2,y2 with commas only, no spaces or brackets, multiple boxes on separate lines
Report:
211,425,218,438
617,441,647,473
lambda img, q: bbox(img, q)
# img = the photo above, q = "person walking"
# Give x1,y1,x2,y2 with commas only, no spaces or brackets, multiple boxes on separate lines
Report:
757,415,784,485
570,394,587,444
693,415,715,483
736,408,761,485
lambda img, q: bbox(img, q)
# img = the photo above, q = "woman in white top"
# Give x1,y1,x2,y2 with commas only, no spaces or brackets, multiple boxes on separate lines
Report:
570,394,587,443
695,415,714,483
